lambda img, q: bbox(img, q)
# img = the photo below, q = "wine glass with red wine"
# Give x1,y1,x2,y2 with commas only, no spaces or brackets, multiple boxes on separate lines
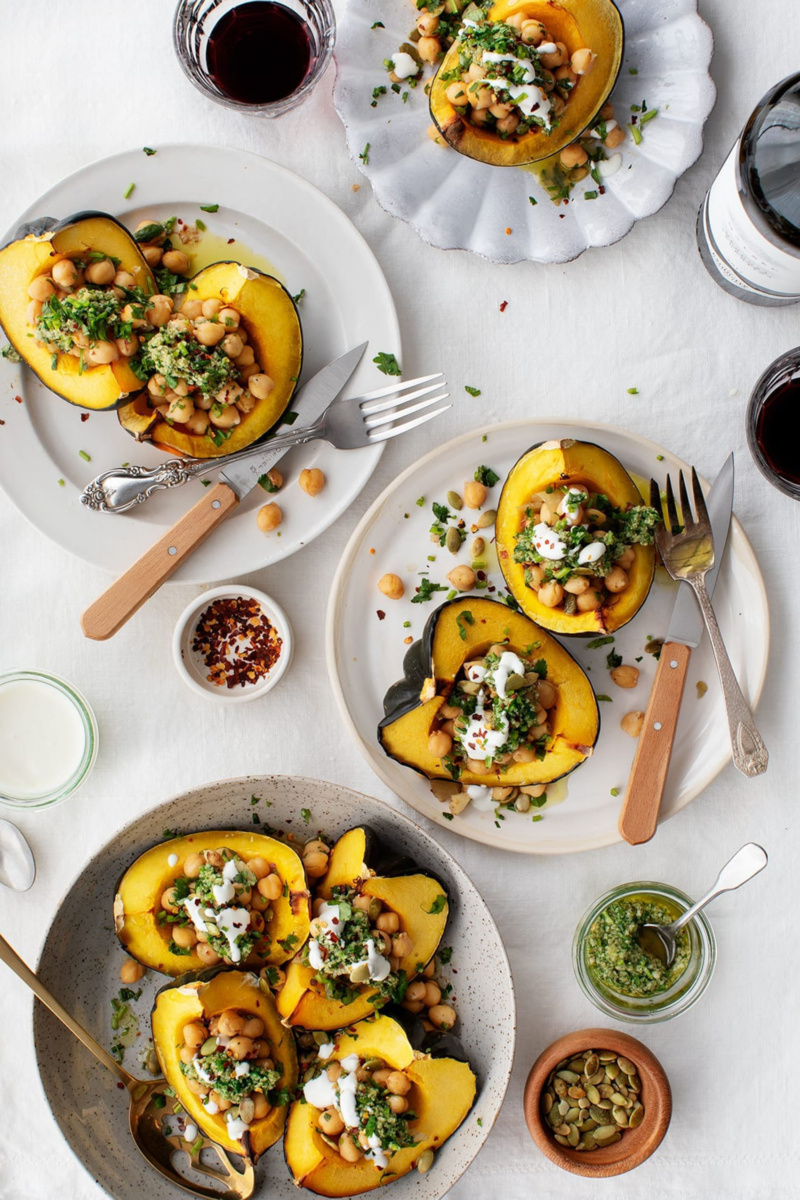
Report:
174,0,335,116
747,346,800,500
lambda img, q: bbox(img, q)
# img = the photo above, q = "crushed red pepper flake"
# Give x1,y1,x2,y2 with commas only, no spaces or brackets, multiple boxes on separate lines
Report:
499,300,508,312
81,412,90,422
191,596,282,689
376,610,386,621
14,395,22,403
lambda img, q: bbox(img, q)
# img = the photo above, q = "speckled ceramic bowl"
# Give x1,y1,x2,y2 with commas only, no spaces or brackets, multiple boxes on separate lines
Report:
32,775,515,1200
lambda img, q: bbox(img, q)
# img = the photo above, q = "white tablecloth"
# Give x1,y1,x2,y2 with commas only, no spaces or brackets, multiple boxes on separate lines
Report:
1,3,798,1198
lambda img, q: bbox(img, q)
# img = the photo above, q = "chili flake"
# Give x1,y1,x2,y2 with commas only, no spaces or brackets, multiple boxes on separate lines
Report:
191,596,282,689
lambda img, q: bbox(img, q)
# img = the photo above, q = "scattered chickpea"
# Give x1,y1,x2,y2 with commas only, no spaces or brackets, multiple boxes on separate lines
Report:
378,573,404,601
417,36,441,63
257,502,283,533
571,47,596,74
120,958,145,984
299,467,325,497
605,125,626,149
447,565,476,591
560,144,589,169
611,664,640,689
621,710,645,738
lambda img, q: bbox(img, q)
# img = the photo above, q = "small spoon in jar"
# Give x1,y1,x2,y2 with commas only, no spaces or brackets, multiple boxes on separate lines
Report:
637,843,768,967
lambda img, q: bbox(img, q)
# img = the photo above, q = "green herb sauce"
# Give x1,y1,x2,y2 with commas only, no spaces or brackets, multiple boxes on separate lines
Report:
585,895,690,998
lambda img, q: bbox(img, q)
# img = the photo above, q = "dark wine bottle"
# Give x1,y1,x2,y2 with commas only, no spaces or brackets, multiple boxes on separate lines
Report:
697,72,800,306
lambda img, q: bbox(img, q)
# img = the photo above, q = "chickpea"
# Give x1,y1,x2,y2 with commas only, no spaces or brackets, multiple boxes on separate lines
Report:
524,564,545,590
538,580,564,608
84,258,115,285
605,566,629,593
423,980,442,1007
540,41,567,69
145,294,173,327
326,1061,344,1082
564,576,590,595
29,275,56,302
464,479,487,509
210,1090,231,1112
115,334,139,358
405,980,427,1004
540,68,556,93
242,1017,265,1039
184,852,204,878
253,1093,270,1119
403,997,426,1014
181,298,203,320
221,332,244,359
209,402,241,429
378,573,404,601
338,1133,362,1163
235,345,256,368
388,1094,409,1114
376,911,400,935
194,318,227,346
555,65,578,89
304,851,329,878
605,125,626,149
392,932,413,959
160,887,179,913
513,746,537,763
537,680,557,709
227,1036,254,1061
248,856,270,880
428,1003,456,1030
240,361,261,381
198,298,220,319
299,467,325,497
468,84,495,111
560,144,589,169
26,299,43,324
428,730,452,758
246,373,275,402
506,11,525,30
214,307,239,331
218,1009,247,1038
142,245,163,267
520,18,546,43
260,468,282,493
84,340,118,366
121,303,148,329
162,249,191,275
183,1021,207,1048
616,546,636,570
417,9,439,35
417,35,441,63
52,259,79,289
197,942,221,965
179,1045,196,1065
172,925,198,949
576,589,603,612
447,565,476,592
571,47,596,75
120,958,145,984
497,112,520,135
320,1107,345,1136
111,269,134,290
489,101,513,120
167,396,194,424
446,80,469,106
611,664,640,689
257,873,283,901
621,710,645,738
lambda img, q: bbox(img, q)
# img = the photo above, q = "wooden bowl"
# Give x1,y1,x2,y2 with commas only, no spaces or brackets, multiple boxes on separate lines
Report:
523,1028,671,1178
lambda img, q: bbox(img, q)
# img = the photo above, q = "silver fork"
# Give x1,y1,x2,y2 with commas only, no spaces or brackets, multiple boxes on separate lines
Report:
81,374,450,514
652,469,768,778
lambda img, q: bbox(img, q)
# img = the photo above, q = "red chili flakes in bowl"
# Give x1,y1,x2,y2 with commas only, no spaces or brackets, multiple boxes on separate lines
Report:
191,596,282,689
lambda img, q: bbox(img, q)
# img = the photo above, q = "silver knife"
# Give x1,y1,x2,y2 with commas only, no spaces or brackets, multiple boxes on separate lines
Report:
81,342,368,640
618,453,735,845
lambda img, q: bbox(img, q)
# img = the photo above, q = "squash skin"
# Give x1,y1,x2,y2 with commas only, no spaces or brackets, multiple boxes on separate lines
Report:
284,1012,476,1195
429,0,624,167
496,438,656,635
277,829,449,1029
151,966,297,1162
117,260,302,458
378,596,599,786
0,210,154,410
114,830,310,976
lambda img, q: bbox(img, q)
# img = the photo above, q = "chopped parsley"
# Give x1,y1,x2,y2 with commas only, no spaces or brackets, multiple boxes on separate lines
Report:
373,351,401,376
474,465,499,487
411,579,448,604
143,147,157,156
200,204,219,213
465,385,482,397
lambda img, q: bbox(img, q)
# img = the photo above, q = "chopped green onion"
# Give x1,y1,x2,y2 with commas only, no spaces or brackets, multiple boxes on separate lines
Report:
123,182,135,199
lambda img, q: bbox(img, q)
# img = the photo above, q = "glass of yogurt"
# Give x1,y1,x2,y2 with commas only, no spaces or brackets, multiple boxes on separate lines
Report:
0,671,98,809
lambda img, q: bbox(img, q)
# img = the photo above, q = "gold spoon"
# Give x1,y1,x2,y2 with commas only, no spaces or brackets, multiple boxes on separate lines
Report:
0,930,254,1199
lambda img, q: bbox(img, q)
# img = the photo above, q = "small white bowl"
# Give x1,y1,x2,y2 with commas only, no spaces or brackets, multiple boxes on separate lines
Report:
172,585,293,703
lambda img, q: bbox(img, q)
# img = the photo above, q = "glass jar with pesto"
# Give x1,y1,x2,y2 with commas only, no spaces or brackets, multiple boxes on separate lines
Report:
573,881,716,1023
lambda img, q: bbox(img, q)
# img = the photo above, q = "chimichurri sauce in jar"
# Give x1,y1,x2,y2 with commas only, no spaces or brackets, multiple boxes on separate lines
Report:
585,895,691,998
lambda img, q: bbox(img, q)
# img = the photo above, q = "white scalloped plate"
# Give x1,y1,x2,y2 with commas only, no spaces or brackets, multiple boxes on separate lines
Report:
333,0,716,263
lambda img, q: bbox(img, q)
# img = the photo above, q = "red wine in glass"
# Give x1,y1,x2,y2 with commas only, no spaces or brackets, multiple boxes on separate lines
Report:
206,1,313,104
747,347,800,499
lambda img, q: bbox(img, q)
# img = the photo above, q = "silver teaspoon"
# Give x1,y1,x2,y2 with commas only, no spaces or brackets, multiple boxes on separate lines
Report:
0,819,35,891
638,842,768,967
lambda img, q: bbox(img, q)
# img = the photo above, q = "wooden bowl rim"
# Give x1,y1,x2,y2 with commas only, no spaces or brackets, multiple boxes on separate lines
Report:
523,1027,672,1178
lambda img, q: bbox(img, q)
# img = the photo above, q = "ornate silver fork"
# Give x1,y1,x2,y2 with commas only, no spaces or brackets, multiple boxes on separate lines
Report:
653,469,768,778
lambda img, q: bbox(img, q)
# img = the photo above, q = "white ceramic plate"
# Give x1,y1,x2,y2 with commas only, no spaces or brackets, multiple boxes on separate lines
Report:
325,419,770,854
0,145,399,582
333,0,716,263
33,775,514,1200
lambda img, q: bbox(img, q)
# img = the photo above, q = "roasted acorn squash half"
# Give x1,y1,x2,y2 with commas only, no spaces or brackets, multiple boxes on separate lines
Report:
284,1011,476,1195
114,830,310,976
429,0,624,167
496,439,655,635
277,828,449,1030
0,210,153,410
151,966,297,1162
117,260,302,458
379,596,598,786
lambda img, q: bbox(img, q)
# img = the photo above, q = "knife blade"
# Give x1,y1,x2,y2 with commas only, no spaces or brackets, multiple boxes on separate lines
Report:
665,452,735,648
219,341,368,499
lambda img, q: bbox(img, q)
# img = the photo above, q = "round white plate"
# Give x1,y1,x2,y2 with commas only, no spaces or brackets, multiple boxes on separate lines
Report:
0,144,399,582
33,775,514,1200
326,419,770,854
333,0,716,263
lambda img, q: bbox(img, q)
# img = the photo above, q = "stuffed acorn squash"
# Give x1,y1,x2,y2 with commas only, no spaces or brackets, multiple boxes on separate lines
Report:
152,966,297,1162
379,596,598,789
114,830,310,976
285,1011,476,1195
496,439,658,635
117,260,302,458
277,827,449,1030
429,0,623,167
0,211,154,410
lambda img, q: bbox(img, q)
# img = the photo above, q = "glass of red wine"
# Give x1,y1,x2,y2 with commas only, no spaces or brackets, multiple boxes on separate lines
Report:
174,0,335,116
747,346,800,499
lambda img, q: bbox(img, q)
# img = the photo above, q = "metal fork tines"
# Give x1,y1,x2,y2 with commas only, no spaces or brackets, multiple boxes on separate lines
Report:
358,374,450,441
652,467,768,778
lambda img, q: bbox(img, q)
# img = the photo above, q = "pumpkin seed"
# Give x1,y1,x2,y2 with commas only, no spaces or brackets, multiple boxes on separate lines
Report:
505,672,527,692
629,1104,644,1129
446,526,463,555
362,1058,385,1070
558,1099,570,1116
554,1123,570,1136
580,1135,597,1150
604,1062,620,1081
612,1107,629,1127
582,1119,597,1132
594,1125,617,1140
628,1075,641,1093
542,1091,553,1115
201,1037,217,1055
556,1070,580,1084
514,794,531,813
417,1149,435,1175
447,490,463,510
564,1107,580,1123
476,509,497,529
617,1057,636,1076
568,1059,588,1073
589,1106,608,1124
587,1069,605,1086
349,961,371,984
239,1097,255,1125
319,1133,340,1151
567,1125,580,1147
547,1107,562,1128
542,1048,645,1156
586,1085,601,1105
597,1100,613,1110
596,1132,621,1148
145,1049,160,1075
598,1084,614,1099
599,1052,617,1063
567,1087,585,1100
583,1054,599,1077
578,1098,591,1110
610,1093,628,1107
459,680,481,695
554,1135,570,1146
553,1077,568,1098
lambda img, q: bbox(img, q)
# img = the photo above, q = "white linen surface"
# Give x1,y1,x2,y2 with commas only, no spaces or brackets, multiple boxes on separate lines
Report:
1,3,798,1198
